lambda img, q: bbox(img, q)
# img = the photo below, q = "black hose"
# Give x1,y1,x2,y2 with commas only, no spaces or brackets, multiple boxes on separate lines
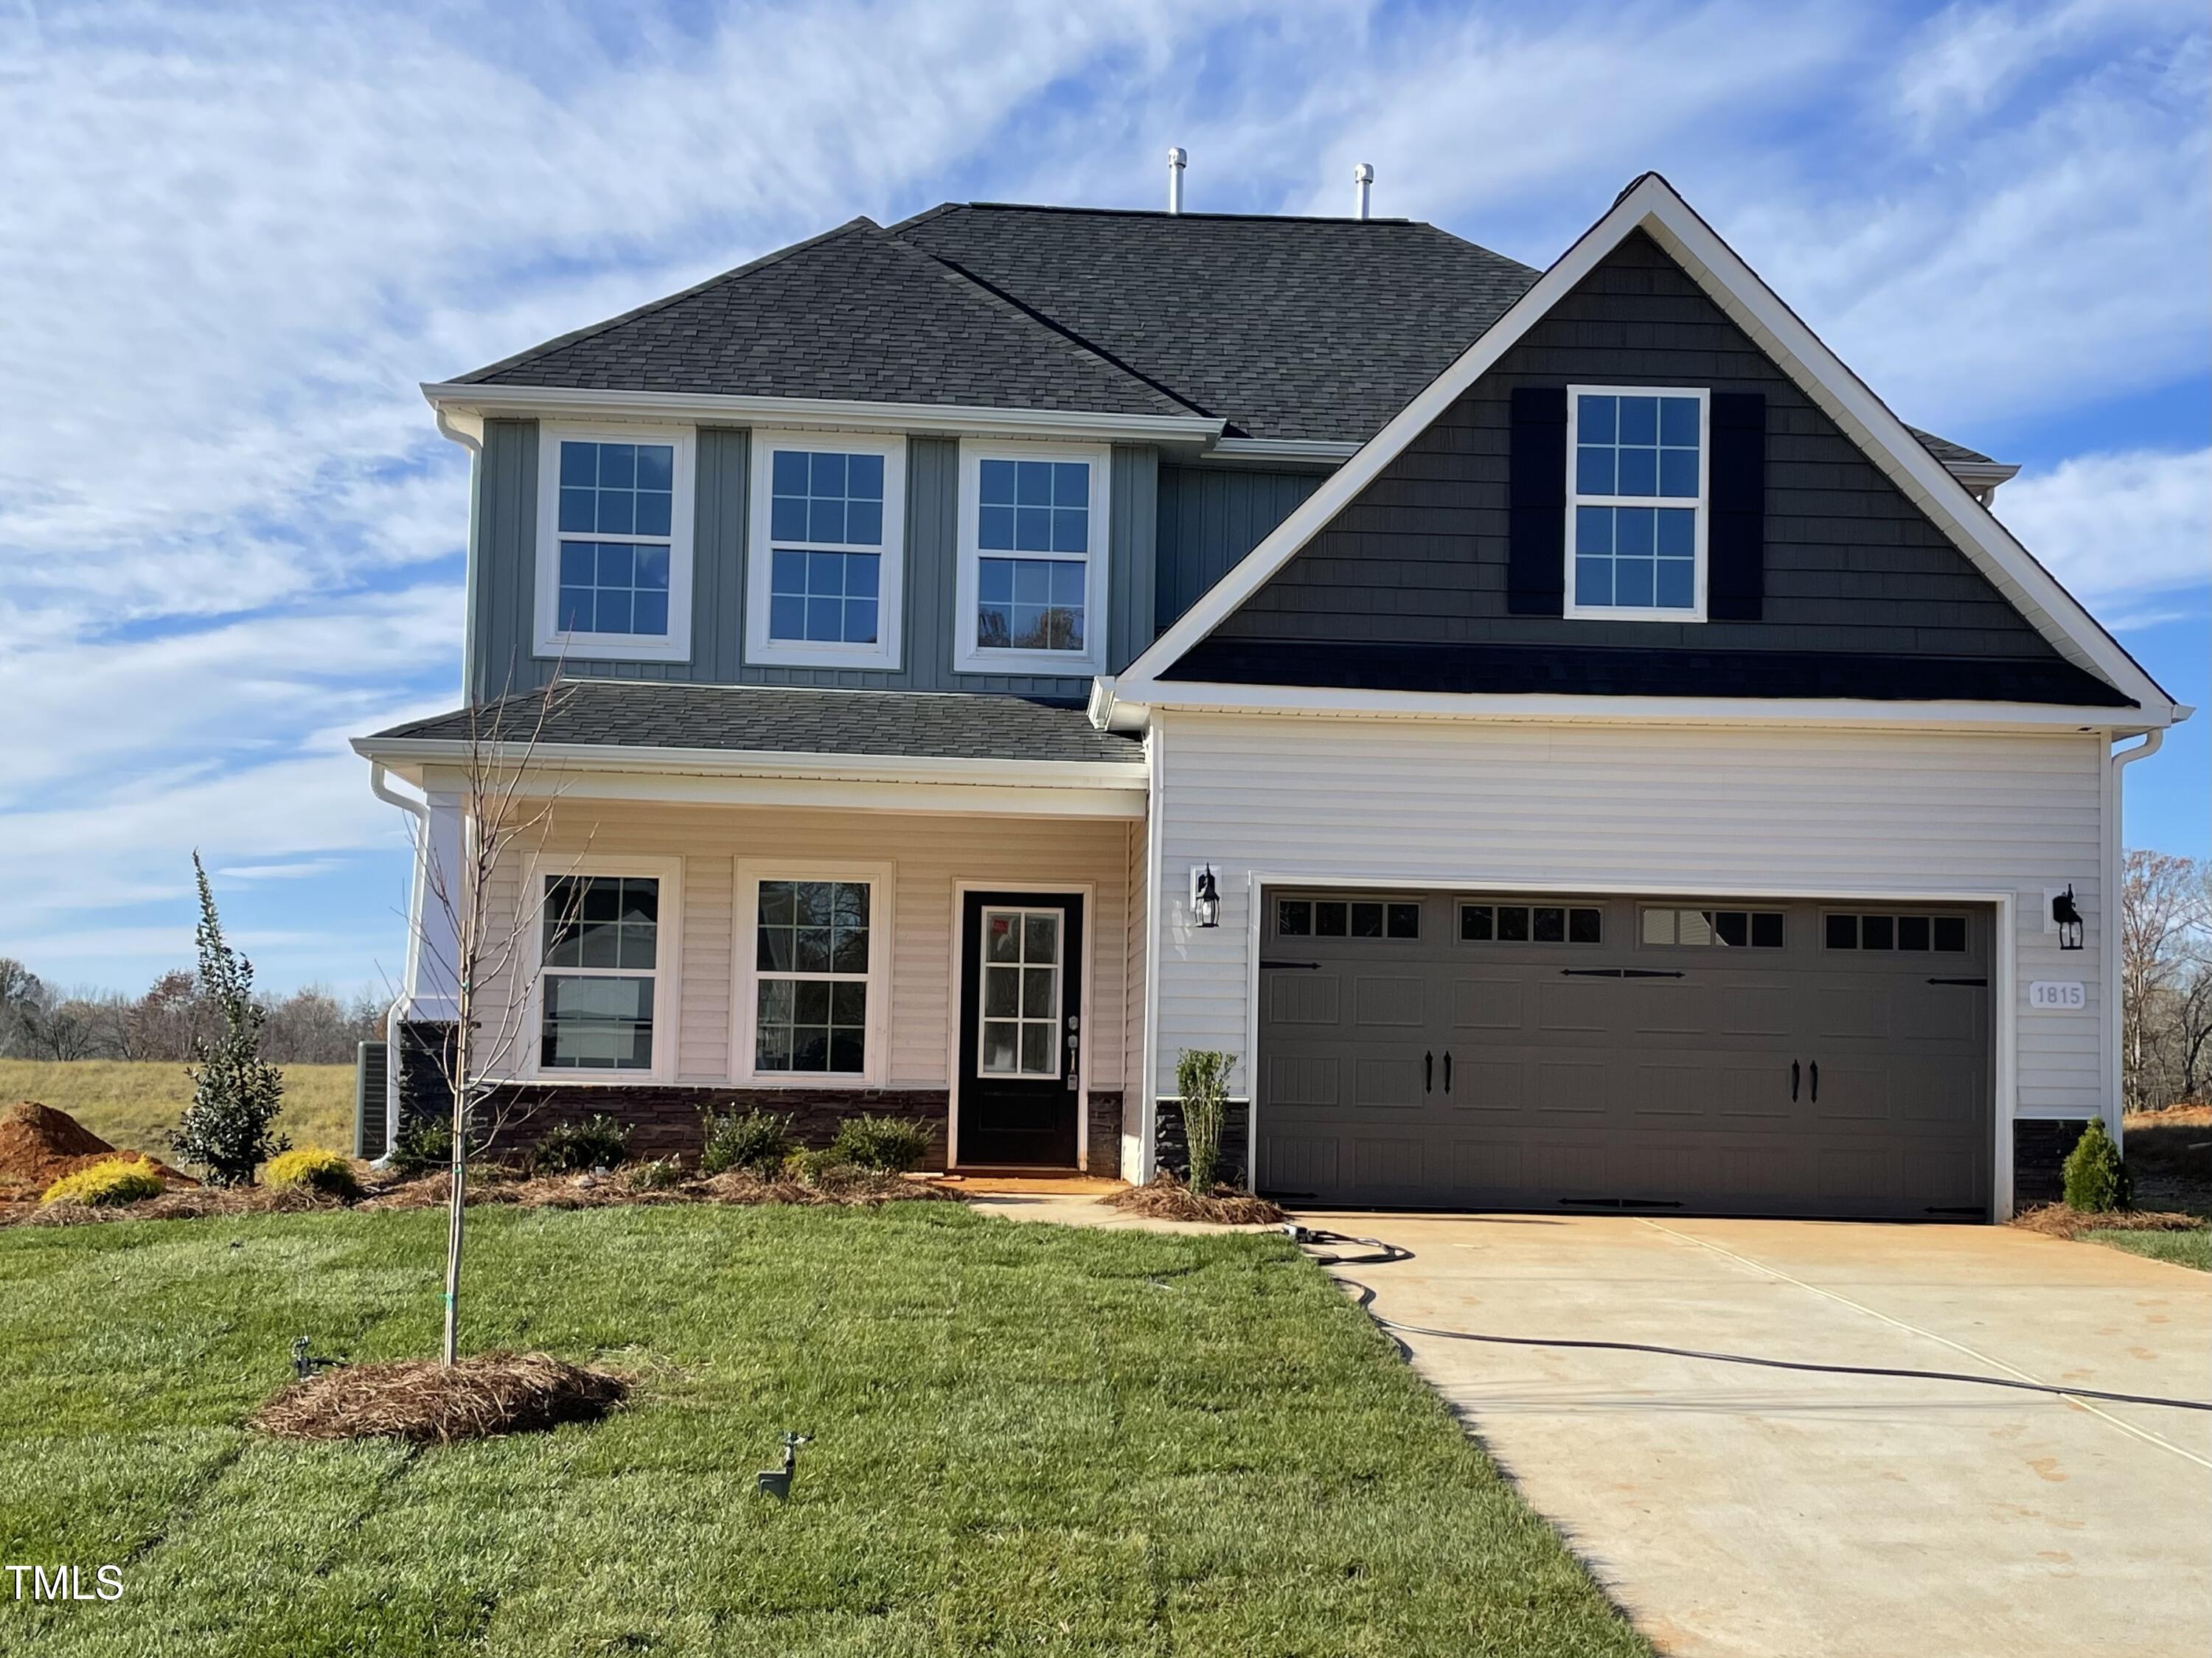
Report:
1329,1275,2212,1415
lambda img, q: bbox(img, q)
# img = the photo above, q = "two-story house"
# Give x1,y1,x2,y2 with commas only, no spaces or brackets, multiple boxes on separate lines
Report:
354,171,2185,1219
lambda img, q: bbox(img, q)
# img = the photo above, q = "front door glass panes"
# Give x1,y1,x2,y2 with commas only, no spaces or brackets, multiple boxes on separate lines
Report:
980,908,1061,1076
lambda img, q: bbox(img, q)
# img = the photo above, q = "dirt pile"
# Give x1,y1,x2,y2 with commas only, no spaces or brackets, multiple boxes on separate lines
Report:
254,1351,627,1444
1104,1173,1287,1225
0,1101,198,1197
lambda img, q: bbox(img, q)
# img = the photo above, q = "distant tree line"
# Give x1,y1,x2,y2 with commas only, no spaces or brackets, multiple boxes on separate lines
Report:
2122,849,2212,1113
0,958,384,1066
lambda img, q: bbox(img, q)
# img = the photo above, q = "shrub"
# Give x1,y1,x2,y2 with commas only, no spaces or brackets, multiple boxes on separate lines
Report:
1176,1049,1234,1194
167,855,288,1185
532,1115,631,1174
782,1147,855,1188
263,1146,361,1197
623,1157,686,1191
700,1107,796,1177
44,1157,166,1208
387,1115,453,1180
828,1114,931,1174
2063,1118,2131,1213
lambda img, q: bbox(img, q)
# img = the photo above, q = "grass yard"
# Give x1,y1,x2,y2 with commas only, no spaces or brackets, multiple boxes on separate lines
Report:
0,1204,1646,1657
0,1059,355,1157
2084,1227,2211,1271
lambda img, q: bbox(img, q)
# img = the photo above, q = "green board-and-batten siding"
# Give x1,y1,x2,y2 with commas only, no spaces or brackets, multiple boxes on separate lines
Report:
468,424,1161,703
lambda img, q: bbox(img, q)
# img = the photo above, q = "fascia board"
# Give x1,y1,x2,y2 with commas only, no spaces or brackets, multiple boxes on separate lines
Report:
351,734,1149,790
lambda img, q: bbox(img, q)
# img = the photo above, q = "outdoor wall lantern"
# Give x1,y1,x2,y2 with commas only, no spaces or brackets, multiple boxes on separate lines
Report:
1189,864,1222,929
2051,884,2084,952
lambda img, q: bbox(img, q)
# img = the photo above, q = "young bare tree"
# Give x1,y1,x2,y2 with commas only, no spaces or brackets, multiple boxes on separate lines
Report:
390,680,584,1364
2119,849,2209,1111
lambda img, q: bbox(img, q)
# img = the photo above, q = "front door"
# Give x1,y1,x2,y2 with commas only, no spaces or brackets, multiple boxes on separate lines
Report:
956,891,1084,1167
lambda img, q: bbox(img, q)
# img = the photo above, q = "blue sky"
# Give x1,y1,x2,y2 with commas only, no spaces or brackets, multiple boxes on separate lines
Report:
1,0,2205,997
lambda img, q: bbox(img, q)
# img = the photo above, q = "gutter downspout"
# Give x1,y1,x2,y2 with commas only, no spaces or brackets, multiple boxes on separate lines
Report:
2104,729,2165,1149
434,407,484,703
370,761,434,1146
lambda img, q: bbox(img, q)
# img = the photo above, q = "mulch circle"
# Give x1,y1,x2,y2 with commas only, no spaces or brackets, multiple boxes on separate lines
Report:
1103,1174,1287,1225
254,1351,628,1444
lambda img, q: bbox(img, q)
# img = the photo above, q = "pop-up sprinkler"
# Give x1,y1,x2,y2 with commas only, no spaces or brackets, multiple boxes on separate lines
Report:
756,1432,812,1499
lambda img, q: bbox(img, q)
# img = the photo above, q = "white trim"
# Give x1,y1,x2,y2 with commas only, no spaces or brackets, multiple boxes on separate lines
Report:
533,422,696,663
1111,173,2179,722
953,439,1113,677
947,879,1098,1171
425,381,1222,447
744,430,907,671
1207,437,1360,467
1102,681,2163,734
1561,384,1709,623
521,853,684,1084
1235,869,2019,1217
1136,723,1166,1182
731,861,894,1088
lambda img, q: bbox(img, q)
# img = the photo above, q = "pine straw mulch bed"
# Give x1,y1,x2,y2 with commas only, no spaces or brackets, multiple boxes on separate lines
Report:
254,1351,628,1444
1103,1173,1287,1225
2,1164,961,1228
2009,1203,2210,1241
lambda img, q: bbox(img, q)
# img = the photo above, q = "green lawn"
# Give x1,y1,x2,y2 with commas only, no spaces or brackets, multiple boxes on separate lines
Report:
0,1205,1646,1657
2084,1227,2211,1271
0,1059,356,1160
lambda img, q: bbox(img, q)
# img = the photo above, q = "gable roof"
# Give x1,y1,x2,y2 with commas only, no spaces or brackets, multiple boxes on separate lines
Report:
888,204,1539,442
456,218,1194,418
1110,173,2179,726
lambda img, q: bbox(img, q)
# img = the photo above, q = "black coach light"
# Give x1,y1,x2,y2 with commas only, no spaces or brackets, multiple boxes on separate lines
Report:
2051,884,2084,952
1192,865,1222,930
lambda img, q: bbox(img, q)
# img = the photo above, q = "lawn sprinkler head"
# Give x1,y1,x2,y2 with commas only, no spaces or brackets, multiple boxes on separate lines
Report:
291,1336,347,1382
757,1432,812,1500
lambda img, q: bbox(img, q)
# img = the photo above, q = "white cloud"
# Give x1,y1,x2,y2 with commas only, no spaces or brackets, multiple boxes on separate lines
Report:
1997,447,2212,605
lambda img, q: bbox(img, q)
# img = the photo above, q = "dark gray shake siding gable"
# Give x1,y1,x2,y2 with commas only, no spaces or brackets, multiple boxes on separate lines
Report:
1204,231,2060,663
467,422,1159,703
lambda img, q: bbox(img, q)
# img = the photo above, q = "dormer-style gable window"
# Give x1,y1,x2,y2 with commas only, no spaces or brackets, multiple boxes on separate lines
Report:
1565,387,1708,621
534,424,696,663
954,440,1111,675
746,432,907,669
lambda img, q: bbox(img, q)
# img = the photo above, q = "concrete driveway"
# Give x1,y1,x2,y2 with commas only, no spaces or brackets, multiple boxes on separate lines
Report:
1297,1211,2210,1658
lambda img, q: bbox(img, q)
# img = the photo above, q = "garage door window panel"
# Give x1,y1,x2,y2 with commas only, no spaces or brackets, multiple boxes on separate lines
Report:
1461,903,1602,944
1641,907,1784,948
1277,898,1417,940
1823,913,1969,952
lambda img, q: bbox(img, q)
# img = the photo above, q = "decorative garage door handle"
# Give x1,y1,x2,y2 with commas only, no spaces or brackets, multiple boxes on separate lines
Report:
1261,959,1322,971
1559,967,1688,978
1443,1051,1452,1094
1425,1051,1434,1093
1791,1059,1801,1101
1927,977,1989,987
1809,1061,1819,1103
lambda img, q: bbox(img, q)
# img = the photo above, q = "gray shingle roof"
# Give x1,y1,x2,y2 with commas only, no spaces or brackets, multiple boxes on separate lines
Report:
891,205,1540,442
459,219,1194,418
454,200,1997,461
1907,428,1995,466
370,682,1143,766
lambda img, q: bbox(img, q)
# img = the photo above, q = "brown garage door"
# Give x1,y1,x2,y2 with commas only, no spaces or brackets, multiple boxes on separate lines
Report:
1256,891,1992,1219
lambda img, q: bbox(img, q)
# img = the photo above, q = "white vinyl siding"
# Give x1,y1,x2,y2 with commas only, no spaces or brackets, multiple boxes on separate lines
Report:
476,803,1133,1090
1149,712,2105,1120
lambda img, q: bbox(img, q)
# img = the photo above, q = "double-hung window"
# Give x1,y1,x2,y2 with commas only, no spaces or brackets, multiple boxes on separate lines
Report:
746,433,905,669
955,441,1110,675
738,866,889,1083
1565,387,1707,620
535,862,681,1077
535,425,695,662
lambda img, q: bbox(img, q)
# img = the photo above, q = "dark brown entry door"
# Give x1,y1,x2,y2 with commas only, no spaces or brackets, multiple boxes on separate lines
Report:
956,891,1084,1168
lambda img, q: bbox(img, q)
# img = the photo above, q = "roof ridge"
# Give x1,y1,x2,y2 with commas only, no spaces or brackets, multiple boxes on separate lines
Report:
453,216,880,385
956,201,1422,225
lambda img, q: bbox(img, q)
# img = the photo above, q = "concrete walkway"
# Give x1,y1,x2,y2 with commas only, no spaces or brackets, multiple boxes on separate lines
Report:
1295,1211,2210,1658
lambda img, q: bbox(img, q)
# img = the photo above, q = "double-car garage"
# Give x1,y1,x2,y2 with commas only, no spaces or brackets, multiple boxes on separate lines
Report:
1254,889,1994,1219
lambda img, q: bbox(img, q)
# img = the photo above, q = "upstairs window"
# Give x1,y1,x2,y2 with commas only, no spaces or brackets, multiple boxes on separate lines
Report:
956,442,1110,675
1565,387,1707,621
535,425,695,663
747,433,905,670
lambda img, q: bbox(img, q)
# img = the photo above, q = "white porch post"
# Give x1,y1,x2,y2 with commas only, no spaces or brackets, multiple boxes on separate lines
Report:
404,789,466,1023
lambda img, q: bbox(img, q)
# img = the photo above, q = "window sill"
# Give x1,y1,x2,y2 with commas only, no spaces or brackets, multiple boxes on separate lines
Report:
1559,606,1706,624
535,633,693,663
953,647,1103,677
745,638,901,672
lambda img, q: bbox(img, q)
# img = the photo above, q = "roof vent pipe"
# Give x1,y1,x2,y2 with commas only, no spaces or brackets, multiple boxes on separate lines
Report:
1166,146,1186,214
1354,162,1374,220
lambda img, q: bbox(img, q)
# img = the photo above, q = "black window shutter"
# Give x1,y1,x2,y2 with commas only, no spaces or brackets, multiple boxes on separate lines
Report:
1507,386,1568,616
1707,391,1766,621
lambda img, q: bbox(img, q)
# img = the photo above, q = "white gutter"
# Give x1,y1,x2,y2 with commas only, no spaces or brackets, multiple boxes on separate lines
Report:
2105,728,2166,1146
352,735,1148,792
367,762,435,1132
421,382,1225,449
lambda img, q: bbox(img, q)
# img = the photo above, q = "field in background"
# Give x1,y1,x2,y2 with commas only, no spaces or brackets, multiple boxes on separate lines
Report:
0,1060,355,1157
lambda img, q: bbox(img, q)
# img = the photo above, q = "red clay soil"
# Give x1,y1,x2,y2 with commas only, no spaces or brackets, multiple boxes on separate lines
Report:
0,1101,198,1198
